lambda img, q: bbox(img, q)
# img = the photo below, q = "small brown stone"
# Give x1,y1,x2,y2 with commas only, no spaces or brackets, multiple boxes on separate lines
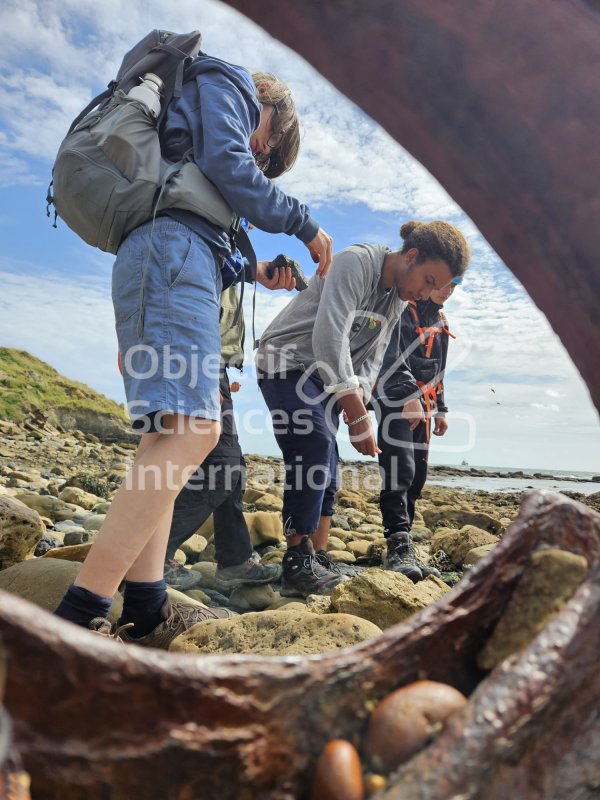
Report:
365,680,467,773
310,739,364,800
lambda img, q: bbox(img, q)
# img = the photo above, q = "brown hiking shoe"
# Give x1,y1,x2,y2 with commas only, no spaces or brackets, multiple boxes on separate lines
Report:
89,618,135,643
119,600,237,650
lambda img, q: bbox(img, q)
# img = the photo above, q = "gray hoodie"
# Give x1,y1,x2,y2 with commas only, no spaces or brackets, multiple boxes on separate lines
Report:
255,243,406,400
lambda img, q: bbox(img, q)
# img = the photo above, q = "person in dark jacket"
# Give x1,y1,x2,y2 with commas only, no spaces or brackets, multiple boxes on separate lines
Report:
55,61,333,649
373,278,460,581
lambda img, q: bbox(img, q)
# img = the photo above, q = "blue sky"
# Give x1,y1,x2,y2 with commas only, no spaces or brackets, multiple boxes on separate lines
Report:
1,0,598,473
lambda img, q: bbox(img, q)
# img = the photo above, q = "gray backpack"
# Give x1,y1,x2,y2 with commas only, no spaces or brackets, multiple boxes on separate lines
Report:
47,30,238,254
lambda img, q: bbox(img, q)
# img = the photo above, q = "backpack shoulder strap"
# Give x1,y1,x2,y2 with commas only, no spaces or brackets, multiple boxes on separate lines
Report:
67,84,115,134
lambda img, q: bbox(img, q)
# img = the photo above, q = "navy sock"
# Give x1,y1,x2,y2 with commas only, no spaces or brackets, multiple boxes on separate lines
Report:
54,584,113,628
119,579,168,638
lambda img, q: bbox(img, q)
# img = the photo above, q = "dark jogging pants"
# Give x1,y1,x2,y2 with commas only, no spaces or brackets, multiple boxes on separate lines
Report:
258,371,340,537
376,402,430,535
167,454,253,568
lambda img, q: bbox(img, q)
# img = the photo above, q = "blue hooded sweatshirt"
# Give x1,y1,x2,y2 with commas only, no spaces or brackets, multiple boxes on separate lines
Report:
161,55,319,257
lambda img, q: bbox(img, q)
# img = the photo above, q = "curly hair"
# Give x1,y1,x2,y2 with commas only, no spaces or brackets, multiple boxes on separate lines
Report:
400,220,470,278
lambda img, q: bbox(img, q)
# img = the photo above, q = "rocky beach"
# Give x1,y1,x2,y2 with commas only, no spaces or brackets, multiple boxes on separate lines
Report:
1,405,598,657
1,350,599,798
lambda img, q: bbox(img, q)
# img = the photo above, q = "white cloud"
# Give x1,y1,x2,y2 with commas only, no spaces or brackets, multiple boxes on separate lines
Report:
0,0,457,218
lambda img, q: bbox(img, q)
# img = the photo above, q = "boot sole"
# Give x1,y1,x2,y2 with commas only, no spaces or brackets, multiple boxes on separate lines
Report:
384,564,424,583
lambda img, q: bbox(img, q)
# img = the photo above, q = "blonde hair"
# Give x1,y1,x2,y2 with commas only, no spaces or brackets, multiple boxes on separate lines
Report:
400,220,470,278
252,72,300,178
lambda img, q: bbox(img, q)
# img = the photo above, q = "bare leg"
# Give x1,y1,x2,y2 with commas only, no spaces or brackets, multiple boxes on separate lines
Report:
125,503,175,583
125,432,176,583
74,414,219,598
313,515,332,552
285,516,331,551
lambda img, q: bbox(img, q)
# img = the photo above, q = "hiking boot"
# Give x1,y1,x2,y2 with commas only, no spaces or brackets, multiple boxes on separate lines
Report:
281,537,349,598
89,618,135,643
120,599,237,650
384,533,441,581
163,559,205,591
384,532,424,582
216,557,282,589
420,562,442,579
315,549,363,578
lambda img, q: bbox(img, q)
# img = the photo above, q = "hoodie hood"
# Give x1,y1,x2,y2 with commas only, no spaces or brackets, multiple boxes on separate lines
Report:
185,55,260,115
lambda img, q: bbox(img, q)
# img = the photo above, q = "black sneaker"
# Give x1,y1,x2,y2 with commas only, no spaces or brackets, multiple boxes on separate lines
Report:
384,532,424,582
281,537,349,598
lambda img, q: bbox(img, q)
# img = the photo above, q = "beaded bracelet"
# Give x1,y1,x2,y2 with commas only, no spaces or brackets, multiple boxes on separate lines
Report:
347,413,370,428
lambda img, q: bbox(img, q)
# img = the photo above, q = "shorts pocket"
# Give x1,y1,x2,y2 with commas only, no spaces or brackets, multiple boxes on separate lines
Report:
112,241,143,324
164,229,194,289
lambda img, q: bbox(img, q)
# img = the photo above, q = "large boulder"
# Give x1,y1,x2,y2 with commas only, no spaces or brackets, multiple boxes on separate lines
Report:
245,511,285,546
0,558,123,623
82,514,106,532
346,540,371,558
0,495,46,569
228,583,280,611
253,493,284,512
190,561,220,590
6,469,47,490
15,493,80,523
330,568,450,628
431,525,499,567
328,550,356,563
243,486,269,504
335,490,370,514
179,534,208,563
464,543,498,566
169,610,382,656
58,486,102,510
326,536,347,551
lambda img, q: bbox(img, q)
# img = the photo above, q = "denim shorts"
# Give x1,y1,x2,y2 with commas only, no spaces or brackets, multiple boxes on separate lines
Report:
112,217,223,431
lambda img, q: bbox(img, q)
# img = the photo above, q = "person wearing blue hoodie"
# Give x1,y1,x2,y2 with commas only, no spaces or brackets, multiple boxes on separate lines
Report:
55,59,333,649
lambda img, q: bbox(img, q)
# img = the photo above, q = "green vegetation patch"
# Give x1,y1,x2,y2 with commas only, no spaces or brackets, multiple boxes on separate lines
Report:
0,347,127,423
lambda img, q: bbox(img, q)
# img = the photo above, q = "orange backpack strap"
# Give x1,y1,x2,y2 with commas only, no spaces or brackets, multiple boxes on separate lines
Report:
416,380,438,443
407,301,427,345
438,310,456,339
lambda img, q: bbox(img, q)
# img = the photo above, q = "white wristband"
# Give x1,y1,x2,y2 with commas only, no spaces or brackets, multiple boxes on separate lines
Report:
347,413,370,428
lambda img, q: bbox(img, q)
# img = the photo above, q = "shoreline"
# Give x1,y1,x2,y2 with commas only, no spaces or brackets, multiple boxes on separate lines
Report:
339,458,599,485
